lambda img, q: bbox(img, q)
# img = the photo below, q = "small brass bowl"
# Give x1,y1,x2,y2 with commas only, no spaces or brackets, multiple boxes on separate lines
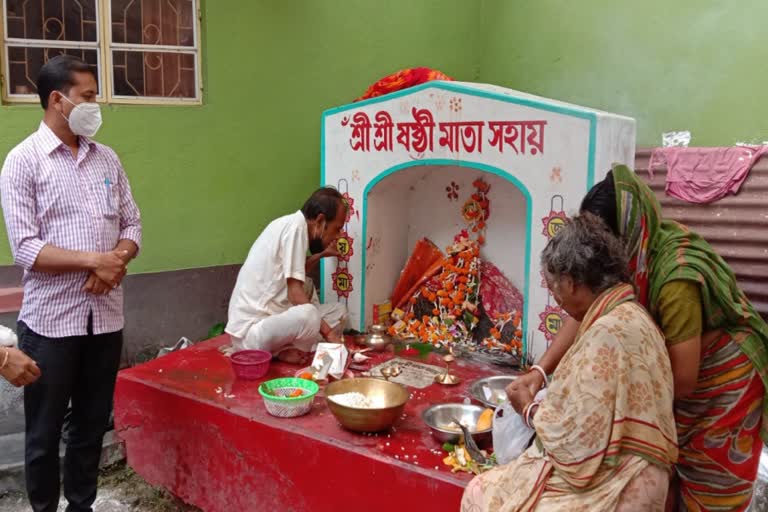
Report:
325,378,409,433
353,325,393,352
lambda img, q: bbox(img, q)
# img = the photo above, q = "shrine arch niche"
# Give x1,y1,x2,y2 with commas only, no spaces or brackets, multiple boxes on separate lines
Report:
320,80,636,359
361,160,532,350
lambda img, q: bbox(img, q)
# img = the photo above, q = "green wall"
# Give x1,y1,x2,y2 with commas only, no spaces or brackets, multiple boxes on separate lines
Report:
4,1,765,274
0,0,481,273
478,0,768,147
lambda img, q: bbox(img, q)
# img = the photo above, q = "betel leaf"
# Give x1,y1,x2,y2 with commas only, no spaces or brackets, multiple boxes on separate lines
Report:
207,322,225,339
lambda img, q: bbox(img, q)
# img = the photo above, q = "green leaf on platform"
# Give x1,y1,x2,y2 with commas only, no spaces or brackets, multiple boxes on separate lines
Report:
207,322,225,339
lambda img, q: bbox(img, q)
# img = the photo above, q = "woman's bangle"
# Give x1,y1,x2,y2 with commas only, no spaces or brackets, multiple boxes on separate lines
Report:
0,348,9,370
522,402,531,420
529,365,548,389
524,401,540,428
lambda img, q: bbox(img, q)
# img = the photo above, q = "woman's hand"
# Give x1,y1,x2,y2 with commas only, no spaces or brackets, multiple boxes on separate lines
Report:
506,377,536,414
515,370,545,397
0,348,41,387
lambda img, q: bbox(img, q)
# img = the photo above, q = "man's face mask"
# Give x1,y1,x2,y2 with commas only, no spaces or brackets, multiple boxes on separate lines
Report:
309,220,326,254
59,94,102,137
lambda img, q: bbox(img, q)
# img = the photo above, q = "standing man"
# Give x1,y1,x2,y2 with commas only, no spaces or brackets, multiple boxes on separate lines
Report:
0,56,142,512
226,187,347,363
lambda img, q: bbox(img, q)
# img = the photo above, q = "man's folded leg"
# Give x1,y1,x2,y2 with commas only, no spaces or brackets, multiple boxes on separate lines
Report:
242,304,322,362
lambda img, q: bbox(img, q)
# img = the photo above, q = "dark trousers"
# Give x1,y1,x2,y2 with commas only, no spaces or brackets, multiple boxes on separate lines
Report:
18,319,123,512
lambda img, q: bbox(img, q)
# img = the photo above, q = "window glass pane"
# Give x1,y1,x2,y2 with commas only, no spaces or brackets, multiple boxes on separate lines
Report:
6,46,98,96
112,50,195,98
4,0,98,42
111,0,194,47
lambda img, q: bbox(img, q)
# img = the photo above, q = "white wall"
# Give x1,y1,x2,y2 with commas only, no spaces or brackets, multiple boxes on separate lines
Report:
364,164,527,326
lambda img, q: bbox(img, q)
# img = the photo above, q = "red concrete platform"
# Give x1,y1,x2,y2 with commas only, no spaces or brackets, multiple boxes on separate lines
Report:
114,335,508,512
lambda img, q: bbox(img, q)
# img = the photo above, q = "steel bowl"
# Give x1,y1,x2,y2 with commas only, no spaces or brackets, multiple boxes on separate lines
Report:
422,403,493,448
468,375,518,408
325,378,409,433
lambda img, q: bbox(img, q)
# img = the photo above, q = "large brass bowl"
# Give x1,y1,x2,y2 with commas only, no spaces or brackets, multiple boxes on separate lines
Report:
325,378,409,433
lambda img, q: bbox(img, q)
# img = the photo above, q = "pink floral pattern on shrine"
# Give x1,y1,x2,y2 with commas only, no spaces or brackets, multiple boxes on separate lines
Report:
446,181,460,201
331,269,353,298
334,231,354,262
434,94,446,111
541,211,568,239
342,192,355,222
538,305,568,343
449,97,462,112
550,166,563,183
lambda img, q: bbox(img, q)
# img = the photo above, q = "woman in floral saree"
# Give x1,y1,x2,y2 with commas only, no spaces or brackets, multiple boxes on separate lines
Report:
511,165,767,510
462,214,678,511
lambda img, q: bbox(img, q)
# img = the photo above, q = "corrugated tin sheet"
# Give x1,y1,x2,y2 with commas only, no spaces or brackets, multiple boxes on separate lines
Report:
634,148,768,320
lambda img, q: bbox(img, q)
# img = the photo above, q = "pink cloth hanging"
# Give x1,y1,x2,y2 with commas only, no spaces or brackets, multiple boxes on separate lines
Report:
648,146,768,204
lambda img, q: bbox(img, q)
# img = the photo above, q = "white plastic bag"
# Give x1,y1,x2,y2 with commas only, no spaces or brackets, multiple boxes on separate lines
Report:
492,403,535,464
0,324,17,347
157,337,193,358
492,389,546,465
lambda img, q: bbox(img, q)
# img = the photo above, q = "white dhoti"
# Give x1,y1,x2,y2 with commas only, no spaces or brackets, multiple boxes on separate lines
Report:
232,280,347,355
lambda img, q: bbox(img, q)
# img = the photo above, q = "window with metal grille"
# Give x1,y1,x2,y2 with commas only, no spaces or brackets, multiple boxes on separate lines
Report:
1,0,202,104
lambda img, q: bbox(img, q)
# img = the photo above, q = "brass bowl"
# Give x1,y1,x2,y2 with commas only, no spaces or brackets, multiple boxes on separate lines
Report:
353,328,393,352
325,378,409,433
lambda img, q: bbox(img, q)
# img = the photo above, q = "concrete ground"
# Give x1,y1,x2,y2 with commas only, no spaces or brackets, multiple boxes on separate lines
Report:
0,462,200,512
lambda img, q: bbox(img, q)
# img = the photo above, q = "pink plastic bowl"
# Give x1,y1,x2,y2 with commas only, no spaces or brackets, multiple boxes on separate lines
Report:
230,350,272,380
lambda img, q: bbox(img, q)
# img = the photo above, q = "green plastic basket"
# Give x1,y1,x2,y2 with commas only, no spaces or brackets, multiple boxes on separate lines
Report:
258,378,319,418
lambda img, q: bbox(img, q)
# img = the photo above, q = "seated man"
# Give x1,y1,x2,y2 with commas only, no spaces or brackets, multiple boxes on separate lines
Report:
225,187,347,362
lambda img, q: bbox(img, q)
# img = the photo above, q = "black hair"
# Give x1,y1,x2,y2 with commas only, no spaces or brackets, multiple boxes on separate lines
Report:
580,170,619,235
301,187,346,222
36,55,95,109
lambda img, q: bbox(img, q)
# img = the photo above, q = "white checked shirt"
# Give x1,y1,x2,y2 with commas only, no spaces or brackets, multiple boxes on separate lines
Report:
0,122,142,338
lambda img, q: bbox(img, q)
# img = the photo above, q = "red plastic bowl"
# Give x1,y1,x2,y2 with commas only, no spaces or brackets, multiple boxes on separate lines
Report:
230,350,272,380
